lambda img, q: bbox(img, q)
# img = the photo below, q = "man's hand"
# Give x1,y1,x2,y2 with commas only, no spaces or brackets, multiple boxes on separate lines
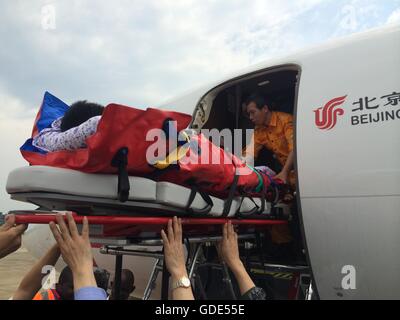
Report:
161,217,187,279
217,221,243,272
274,170,289,184
49,213,97,290
274,150,294,184
161,217,194,300
0,214,28,259
218,221,257,296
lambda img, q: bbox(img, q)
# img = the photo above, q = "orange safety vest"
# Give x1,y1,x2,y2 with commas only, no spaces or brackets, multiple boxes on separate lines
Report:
33,289,61,300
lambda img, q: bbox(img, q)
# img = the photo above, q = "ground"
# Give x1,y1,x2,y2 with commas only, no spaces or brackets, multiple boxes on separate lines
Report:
0,247,36,299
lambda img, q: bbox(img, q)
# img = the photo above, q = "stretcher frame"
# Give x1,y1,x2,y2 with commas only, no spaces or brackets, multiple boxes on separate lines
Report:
10,210,294,299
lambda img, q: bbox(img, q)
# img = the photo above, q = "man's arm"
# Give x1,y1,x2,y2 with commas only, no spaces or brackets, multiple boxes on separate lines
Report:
274,150,294,183
218,222,256,295
13,244,61,300
161,217,194,300
274,115,294,183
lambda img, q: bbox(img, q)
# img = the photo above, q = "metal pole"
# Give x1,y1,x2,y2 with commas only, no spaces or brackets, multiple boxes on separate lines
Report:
188,243,203,279
112,251,123,300
143,259,163,300
100,246,164,259
221,262,236,300
161,259,170,300
306,282,314,300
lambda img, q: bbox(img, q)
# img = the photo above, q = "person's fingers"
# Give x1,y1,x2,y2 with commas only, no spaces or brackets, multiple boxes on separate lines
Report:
49,221,63,246
227,221,233,239
222,222,228,240
161,229,169,246
0,240,21,259
66,213,79,239
167,219,174,243
172,216,177,231
82,216,89,239
229,221,235,238
6,214,15,223
12,223,28,236
1,214,16,231
55,214,72,242
173,217,182,241
233,230,238,243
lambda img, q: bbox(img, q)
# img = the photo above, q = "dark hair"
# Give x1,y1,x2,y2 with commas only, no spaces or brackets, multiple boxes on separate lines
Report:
244,94,269,110
58,266,73,285
94,268,110,291
61,100,104,132
121,269,135,286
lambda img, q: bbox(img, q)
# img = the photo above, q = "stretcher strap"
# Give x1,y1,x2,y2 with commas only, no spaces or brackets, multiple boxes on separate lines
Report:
235,184,266,217
222,172,239,217
235,197,259,216
152,144,189,170
185,185,214,215
257,179,266,214
111,147,130,202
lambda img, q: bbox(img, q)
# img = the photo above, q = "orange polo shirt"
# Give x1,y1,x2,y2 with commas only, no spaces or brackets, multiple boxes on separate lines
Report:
244,111,294,166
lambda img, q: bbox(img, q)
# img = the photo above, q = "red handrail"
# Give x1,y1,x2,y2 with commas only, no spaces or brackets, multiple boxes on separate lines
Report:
13,212,287,226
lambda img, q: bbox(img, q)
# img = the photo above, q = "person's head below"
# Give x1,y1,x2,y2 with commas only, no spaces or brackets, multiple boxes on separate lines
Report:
110,269,135,300
94,268,111,292
244,94,271,127
55,266,111,300
60,100,105,132
55,266,74,300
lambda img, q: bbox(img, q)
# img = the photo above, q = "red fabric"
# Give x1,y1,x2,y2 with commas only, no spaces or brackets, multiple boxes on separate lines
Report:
158,133,267,196
21,104,192,175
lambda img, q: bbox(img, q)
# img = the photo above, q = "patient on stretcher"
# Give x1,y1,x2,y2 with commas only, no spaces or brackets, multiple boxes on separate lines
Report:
33,100,104,152
24,93,294,207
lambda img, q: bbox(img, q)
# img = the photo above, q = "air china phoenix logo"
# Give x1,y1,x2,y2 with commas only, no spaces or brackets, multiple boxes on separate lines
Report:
314,95,347,130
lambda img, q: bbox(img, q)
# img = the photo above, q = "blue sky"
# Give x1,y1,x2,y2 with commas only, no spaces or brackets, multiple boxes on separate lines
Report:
0,0,399,213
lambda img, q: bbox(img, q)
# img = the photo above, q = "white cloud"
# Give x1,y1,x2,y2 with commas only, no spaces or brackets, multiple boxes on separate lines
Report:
0,112,36,214
387,8,400,24
0,89,38,213
0,89,36,120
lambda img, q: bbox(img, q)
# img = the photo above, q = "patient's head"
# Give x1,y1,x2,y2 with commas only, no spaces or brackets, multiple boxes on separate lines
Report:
61,100,104,132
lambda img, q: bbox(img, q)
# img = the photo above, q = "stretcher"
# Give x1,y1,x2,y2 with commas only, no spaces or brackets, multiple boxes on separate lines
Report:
7,165,290,240
7,166,290,218
6,165,296,300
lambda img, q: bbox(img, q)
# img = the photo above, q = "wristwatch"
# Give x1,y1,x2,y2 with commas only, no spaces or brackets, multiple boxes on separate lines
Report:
171,276,191,290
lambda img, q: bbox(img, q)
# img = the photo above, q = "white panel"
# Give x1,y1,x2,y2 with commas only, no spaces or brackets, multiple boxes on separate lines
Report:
7,166,157,201
296,26,400,299
302,196,400,299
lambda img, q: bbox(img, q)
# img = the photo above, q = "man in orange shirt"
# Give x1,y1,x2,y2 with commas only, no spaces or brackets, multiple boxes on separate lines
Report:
243,94,296,245
243,93,295,187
